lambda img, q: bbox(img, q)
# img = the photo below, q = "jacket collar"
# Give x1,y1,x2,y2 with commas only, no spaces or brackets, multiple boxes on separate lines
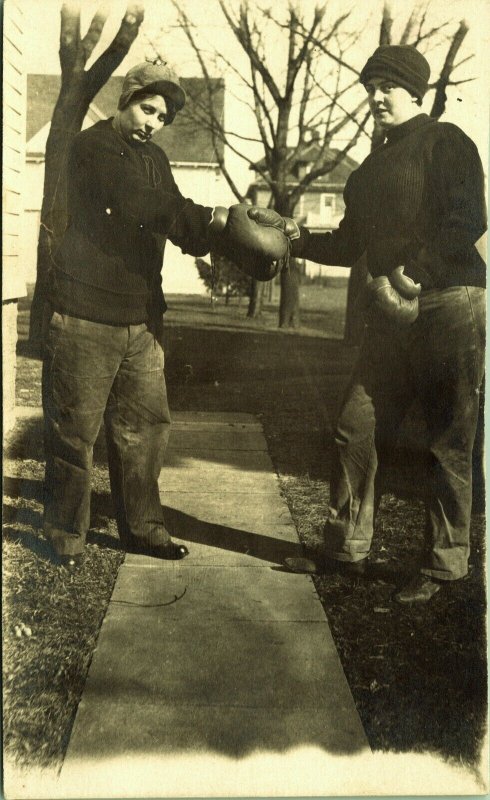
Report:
384,113,434,144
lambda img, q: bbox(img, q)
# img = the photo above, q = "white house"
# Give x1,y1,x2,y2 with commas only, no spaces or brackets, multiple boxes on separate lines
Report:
3,0,27,434
246,133,359,278
23,74,236,295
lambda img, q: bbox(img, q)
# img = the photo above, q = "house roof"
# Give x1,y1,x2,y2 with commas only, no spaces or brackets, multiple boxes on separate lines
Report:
250,144,358,189
27,74,224,164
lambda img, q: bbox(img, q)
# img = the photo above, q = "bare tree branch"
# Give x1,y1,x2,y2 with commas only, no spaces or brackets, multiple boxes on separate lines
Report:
413,20,452,45
85,3,145,95
400,6,419,45
290,111,371,205
82,2,110,61
218,0,282,106
430,19,469,118
59,2,81,76
453,53,474,70
380,1,393,45
413,0,431,46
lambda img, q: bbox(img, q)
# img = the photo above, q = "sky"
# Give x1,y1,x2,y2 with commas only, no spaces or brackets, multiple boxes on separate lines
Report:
21,0,490,186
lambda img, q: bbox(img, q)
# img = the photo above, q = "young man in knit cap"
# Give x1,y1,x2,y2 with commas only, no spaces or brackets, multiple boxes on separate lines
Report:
249,45,486,604
42,61,290,571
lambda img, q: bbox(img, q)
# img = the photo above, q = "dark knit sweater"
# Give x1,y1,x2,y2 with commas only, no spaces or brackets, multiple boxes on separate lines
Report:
52,119,213,324
293,114,486,288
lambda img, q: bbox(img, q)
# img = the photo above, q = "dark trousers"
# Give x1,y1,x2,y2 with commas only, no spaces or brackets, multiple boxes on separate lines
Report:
42,312,172,556
324,286,485,580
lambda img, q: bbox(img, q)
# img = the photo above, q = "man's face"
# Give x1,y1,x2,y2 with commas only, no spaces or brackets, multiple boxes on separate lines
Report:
365,77,418,129
118,94,169,143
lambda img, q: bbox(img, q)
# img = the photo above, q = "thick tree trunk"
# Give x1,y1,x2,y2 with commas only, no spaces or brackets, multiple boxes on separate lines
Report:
279,258,301,328
29,96,87,345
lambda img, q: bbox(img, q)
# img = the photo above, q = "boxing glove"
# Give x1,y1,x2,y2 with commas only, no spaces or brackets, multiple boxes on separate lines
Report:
247,206,301,240
388,266,421,299
209,204,290,281
362,273,419,325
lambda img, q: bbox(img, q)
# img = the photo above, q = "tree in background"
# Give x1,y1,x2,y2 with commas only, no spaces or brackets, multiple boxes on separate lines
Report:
167,0,370,327
29,1,144,346
158,0,474,330
196,255,252,305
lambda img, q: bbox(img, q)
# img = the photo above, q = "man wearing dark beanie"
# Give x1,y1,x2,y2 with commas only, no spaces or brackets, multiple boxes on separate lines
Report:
249,45,486,604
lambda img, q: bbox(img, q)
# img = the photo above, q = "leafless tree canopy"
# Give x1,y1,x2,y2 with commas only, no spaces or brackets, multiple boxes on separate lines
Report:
152,1,474,327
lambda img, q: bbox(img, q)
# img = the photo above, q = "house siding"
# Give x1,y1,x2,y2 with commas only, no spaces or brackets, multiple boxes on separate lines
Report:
161,164,234,295
3,0,27,301
3,0,27,434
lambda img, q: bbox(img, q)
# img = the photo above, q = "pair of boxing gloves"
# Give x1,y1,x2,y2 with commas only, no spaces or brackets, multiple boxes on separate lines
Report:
209,204,421,324
208,203,299,282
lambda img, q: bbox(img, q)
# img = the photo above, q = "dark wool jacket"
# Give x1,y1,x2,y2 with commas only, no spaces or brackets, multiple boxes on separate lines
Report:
293,114,486,288
52,118,213,325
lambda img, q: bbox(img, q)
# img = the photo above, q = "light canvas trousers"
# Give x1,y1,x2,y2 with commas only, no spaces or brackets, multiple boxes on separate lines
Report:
42,311,172,556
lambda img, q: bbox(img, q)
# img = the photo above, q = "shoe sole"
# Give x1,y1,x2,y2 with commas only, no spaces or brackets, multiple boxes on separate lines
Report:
284,557,321,574
393,586,441,605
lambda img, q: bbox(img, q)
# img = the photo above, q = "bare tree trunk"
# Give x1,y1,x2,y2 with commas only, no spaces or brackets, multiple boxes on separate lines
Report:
29,2,144,347
279,258,301,328
430,19,469,119
247,279,263,318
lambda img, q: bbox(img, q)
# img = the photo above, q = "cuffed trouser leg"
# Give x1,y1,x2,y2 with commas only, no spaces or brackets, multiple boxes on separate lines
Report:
104,324,172,550
43,313,122,556
413,287,486,581
324,327,413,562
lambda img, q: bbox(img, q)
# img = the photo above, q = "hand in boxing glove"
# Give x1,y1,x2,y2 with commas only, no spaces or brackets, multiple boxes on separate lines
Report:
208,204,291,281
361,266,421,325
246,206,301,241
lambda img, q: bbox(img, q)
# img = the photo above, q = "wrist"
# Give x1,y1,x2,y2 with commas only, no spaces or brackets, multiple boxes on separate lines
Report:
208,206,229,234
290,227,308,258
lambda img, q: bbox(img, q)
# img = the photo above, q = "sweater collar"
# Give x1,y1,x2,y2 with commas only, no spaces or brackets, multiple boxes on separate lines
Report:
384,113,434,144
104,116,149,149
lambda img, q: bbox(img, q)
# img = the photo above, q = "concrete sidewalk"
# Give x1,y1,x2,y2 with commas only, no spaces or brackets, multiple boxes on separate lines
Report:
56,412,369,797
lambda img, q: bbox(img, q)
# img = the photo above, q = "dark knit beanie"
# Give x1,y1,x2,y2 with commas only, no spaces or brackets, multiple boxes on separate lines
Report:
360,45,430,101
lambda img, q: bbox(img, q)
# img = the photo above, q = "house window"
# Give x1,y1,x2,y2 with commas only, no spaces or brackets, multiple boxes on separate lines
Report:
321,193,335,224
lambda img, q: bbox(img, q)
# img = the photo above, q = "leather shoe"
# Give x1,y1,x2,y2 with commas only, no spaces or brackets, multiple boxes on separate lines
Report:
284,555,368,577
58,553,84,573
132,541,189,560
393,574,441,605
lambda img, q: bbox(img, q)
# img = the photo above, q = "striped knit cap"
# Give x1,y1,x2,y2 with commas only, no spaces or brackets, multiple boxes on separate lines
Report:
360,45,430,102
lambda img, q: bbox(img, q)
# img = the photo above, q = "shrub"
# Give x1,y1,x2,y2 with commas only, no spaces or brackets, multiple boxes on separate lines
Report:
196,255,252,303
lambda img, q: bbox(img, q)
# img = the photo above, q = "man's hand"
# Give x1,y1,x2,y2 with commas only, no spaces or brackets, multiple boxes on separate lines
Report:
247,207,301,240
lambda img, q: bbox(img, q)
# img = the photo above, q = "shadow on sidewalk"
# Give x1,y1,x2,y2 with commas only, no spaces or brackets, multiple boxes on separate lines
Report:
162,504,305,564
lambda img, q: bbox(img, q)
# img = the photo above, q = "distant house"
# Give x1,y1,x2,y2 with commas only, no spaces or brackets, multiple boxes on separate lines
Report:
23,74,236,294
246,133,359,277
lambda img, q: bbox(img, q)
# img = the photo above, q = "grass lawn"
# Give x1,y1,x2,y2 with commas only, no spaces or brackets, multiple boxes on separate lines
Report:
3,283,487,775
